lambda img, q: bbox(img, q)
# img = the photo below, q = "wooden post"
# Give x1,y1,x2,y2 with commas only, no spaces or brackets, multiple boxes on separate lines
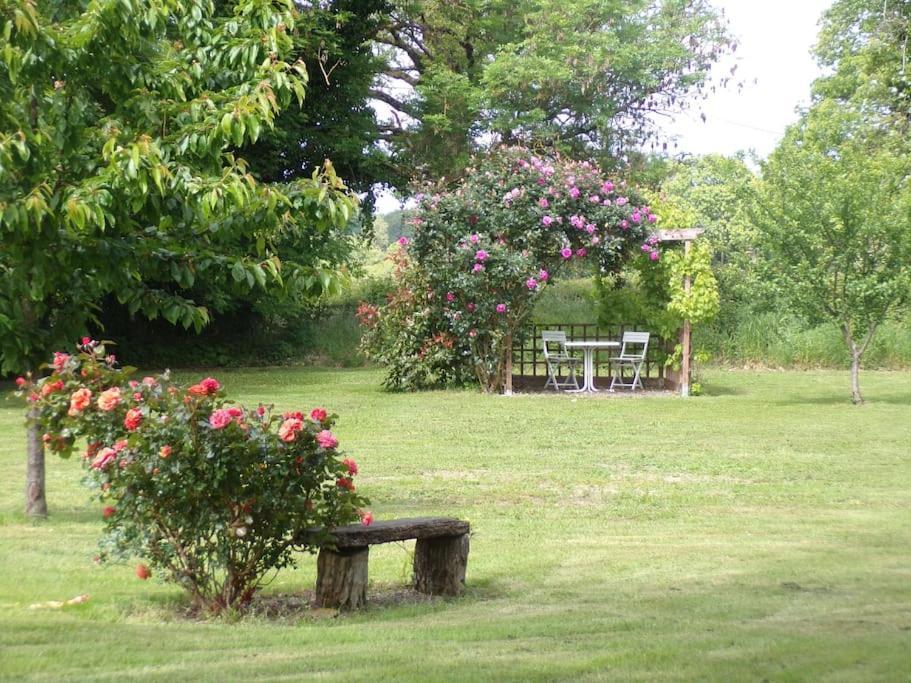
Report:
680,239,692,398
413,534,469,596
503,332,513,395
314,547,369,610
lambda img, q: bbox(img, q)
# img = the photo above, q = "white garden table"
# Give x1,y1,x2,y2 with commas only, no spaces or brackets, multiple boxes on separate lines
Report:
563,340,620,393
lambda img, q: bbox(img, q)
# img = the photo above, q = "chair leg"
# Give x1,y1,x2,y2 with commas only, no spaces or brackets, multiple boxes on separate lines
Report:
632,361,643,390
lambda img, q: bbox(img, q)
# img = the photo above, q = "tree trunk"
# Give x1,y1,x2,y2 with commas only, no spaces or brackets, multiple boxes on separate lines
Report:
412,534,469,596
25,407,47,517
314,547,368,610
850,347,863,405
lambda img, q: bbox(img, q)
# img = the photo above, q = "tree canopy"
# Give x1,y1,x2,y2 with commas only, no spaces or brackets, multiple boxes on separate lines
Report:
372,0,734,180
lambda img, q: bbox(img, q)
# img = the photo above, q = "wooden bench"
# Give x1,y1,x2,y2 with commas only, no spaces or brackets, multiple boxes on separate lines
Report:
312,517,470,610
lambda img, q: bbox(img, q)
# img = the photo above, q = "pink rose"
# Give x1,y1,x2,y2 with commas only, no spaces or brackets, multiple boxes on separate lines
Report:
466,302,476,312
91,447,117,470
15,377,26,388
209,409,234,430
52,352,70,371
648,214,657,223
278,417,303,442
310,407,327,422
469,329,478,338
541,215,553,226
569,187,581,199
602,181,615,193
496,303,507,313
97,387,122,412
650,250,660,261
123,408,143,431
360,511,374,526
474,249,488,261
576,248,587,258
316,430,339,449
526,278,538,290
538,198,549,208
561,247,572,259
159,445,172,459
142,376,157,386
589,195,600,203
398,236,409,246
446,292,455,302
538,269,549,281
631,212,642,223
472,263,485,273
469,233,480,244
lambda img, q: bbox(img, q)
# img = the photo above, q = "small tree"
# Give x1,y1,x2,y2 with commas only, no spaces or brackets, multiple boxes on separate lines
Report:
0,0,357,515
755,101,911,403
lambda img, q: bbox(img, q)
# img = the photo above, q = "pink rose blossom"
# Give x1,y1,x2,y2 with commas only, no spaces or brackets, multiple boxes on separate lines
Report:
538,197,549,208
469,329,478,338
576,248,587,258
495,303,507,313
631,212,642,223
561,247,573,259
616,197,628,206
124,408,143,431
209,409,235,430
472,263,485,273
589,195,600,203
620,220,629,230
466,302,476,312
647,214,657,223
526,278,538,290
602,181,615,193
316,430,339,449
310,407,327,422
52,352,70,371
475,249,488,261
278,417,303,442
541,215,553,226
569,187,581,199
91,447,117,470
469,233,480,244
68,388,92,416
446,292,455,302
360,511,374,526
398,236,409,246
538,269,549,281
650,250,660,261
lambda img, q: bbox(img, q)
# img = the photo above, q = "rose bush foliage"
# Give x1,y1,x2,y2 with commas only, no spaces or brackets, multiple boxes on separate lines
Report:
18,341,369,613
361,146,660,391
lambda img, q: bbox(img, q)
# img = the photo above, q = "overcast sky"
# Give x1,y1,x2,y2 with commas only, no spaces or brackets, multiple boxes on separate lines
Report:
375,0,834,213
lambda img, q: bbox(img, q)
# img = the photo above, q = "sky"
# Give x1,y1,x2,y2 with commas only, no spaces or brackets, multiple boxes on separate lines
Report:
375,0,835,213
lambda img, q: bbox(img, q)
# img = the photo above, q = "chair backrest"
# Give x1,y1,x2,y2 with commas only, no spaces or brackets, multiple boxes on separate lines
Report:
619,331,649,359
541,330,568,359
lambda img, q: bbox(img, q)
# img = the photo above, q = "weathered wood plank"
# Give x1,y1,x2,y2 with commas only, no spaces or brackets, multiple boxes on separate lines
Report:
323,517,469,549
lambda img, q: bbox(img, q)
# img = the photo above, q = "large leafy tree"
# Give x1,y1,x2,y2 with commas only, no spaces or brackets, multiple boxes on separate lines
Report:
813,0,910,126
0,0,357,515
372,0,733,180
754,101,911,404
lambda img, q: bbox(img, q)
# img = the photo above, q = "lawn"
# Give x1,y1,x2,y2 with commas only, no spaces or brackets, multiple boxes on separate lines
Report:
1,368,910,681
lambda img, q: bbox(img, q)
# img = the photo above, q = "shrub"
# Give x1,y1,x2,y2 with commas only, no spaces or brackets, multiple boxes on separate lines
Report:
18,340,370,614
360,146,660,392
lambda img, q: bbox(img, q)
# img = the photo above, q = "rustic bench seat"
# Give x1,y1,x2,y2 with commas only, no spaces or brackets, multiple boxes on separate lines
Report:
312,516,470,610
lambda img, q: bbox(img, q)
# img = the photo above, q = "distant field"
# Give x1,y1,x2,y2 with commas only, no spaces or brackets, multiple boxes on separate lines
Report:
1,368,909,681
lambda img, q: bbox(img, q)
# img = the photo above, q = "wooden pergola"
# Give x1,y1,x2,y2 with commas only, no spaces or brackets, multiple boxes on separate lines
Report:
657,227,705,398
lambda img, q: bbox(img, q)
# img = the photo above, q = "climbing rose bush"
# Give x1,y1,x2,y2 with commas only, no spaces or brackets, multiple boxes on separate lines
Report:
361,146,659,392
19,340,369,613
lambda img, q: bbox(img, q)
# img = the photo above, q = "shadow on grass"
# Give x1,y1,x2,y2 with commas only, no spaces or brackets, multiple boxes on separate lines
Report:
773,392,911,407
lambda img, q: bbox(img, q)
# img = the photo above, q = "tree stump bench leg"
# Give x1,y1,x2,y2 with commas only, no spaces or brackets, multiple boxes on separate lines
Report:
314,546,368,610
412,533,469,596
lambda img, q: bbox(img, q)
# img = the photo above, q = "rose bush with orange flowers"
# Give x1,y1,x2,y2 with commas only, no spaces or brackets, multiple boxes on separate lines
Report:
18,340,369,613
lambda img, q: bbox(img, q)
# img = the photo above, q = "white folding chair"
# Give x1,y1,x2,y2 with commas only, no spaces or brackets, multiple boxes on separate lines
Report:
609,331,650,391
541,331,581,391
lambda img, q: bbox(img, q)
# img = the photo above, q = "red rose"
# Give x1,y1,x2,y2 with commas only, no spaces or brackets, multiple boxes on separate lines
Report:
159,445,172,459
360,511,374,527
282,410,304,421
123,408,143,431
200,377,220,394
336,477,355,492
310,407,328,423
135,564,151,580
342,458,358,476
15,377,26,388
102,506,116,518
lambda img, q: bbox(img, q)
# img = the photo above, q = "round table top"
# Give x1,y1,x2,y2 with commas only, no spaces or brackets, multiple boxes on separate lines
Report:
563,340,619,348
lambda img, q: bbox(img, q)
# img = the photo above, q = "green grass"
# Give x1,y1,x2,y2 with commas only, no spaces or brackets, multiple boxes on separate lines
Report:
1,368,910,681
